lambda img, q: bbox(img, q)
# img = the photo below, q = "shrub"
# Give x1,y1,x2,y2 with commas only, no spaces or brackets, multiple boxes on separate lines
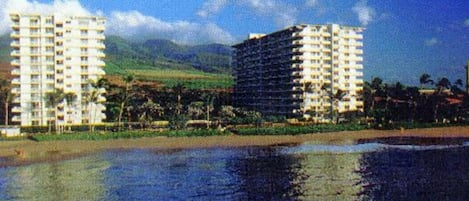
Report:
236,123,367,136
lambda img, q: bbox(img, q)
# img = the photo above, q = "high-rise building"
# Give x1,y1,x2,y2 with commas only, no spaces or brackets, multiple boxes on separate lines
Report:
233,24,364,121
9,13,106,127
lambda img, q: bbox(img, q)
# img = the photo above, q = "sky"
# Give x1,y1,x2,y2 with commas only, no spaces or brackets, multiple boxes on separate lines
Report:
0,0,468,85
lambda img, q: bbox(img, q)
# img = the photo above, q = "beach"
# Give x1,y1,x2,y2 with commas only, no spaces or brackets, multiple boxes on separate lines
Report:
1,126,469,166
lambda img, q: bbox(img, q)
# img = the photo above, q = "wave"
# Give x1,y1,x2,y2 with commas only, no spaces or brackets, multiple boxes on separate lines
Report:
282,142,469,155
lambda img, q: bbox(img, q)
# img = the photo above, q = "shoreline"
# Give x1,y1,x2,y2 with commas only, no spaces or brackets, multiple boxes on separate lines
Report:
2,126,469,167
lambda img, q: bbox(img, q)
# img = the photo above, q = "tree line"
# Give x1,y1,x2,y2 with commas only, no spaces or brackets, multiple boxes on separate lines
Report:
1,72,469,132
363,73,468,128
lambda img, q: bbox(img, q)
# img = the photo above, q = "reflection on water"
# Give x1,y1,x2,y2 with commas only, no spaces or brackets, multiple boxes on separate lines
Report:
0,155,109,201
1,138,469,200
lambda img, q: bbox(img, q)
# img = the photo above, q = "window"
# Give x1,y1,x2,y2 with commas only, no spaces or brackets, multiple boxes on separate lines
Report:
80,48,88,54
80,29,88,35
30,56,39,62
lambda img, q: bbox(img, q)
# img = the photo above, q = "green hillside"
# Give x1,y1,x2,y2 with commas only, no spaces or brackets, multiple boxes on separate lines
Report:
0,34,233,89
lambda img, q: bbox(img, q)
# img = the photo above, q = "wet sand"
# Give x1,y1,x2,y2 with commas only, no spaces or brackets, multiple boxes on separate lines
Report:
2,126,469,166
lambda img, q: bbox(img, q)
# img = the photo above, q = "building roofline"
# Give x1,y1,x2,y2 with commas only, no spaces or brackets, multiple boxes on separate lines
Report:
9,13,106,20
232,23,364,47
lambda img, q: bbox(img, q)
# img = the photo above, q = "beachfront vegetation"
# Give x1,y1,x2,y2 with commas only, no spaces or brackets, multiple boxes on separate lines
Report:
236,124,367,136
30,129,229,141
363,74,469,128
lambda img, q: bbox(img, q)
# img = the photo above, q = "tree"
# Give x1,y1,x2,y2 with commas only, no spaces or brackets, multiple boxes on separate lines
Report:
44,89,65,133
219,105,236,124
117,75,134,130
202,93,215,128
137,99,163,130
435,77,451,94
419,73,434,89
0,79,11,126
451,79,464,94
187,101,204,119
85,78,108,132
64,92,77,131
172,83,185,115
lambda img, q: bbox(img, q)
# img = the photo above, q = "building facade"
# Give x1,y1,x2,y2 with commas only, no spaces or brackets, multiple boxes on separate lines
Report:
10,13,106,127
233,24,364,121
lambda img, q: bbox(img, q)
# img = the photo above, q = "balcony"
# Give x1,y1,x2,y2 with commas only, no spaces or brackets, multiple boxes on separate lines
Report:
12,96,20,103
96,43,106,49
10,41,20,47
12,116,21,122
11,68,20,75
292,48,304,53
11,23,19,30
11,59,20,66
10,50,20,57
97,52,105,58
11,88,20,94
10,31,20,38
12,107,21,113
96,61,105,66
11,78,20,85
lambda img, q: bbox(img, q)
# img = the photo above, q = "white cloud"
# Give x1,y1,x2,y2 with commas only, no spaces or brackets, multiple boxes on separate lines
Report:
425,38,439,46
0,0,91,35
352,0,375,26
465,19,469,27
305,0,318,7
240,0,297,28
197,0,229,18
197,0,297,28
0,0,235,45
107,10,235,44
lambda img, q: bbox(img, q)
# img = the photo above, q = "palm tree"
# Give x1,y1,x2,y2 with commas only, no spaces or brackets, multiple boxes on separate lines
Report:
172,83,185,115
64,92,77,131
44,89,65,133
0,79,11,126
117,75,134,130
451,79,464,94
187,101,204,119
419,73,434,89
85,78,108,132
436,77,451,94
138,99,164,130
202,93,215,128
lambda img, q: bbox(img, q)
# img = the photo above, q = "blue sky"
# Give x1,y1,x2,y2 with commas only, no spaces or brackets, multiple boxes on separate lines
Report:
1,0,468,85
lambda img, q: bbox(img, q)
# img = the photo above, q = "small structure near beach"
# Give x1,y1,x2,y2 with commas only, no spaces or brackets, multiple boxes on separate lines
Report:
0,127,21,137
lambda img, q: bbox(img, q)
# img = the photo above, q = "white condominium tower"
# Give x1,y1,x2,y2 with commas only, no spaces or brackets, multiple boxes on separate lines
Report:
233,24,364,121
10,13,106,127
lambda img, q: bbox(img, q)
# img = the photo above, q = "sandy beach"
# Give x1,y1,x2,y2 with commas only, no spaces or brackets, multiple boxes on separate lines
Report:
2,126,469,167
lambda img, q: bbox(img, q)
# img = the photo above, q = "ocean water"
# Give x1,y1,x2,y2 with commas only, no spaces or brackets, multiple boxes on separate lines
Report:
1,137,469,200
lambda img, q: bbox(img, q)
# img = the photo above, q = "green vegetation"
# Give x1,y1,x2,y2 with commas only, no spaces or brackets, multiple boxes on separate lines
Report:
236,124,367,136
129,69,233,89
30,129,229,141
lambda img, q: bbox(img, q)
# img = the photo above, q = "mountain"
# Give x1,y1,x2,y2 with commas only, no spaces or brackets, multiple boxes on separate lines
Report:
0,34,232,74
104,35,232,74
